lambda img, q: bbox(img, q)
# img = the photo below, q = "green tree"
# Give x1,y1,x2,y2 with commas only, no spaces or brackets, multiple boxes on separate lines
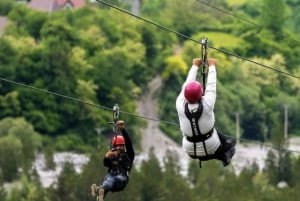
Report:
191,161,224,200
187,160,200,186
139,148,164,201
0,0,14,15
140,0,167,20
79,150,106,201
43,145,56,170
291,156,300,187
15,175,49,201
0,117,41,177
0,135,22,181
159,55,187,142
264,114,292,186
162,150,192,201
91,39,145,109
162,0,226,38
230,165,259,200
0,37,18,89
286,1,300,33
6,4,34,36
7,5,47,39
0,91,21,117
265,150,278,185
0,165,7,201
49,162,80,201
259,0,288,34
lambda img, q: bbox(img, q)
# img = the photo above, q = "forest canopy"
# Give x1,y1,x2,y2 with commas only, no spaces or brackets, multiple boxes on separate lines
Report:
0,0,300,200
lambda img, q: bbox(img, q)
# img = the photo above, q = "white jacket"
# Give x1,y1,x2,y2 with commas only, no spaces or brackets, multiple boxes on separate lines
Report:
176,65,221,157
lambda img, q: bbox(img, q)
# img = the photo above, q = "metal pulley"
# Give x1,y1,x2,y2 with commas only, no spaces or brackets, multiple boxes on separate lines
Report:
200,37,208,94
108,104,120,133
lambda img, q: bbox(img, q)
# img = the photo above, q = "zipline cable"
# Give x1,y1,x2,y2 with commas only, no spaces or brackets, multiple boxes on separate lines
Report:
0,77,178,126
194,0,300,45
1,77,299,154
226,135,300,154
93,0,300,154
95,0,300,80
1,1,299,154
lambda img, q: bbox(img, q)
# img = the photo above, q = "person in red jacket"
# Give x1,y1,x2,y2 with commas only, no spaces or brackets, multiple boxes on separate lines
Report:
91,120,135,201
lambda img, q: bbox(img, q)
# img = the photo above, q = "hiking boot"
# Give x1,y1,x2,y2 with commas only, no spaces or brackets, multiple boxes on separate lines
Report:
97,186,105,201
222,146,236,167
91,184,98,197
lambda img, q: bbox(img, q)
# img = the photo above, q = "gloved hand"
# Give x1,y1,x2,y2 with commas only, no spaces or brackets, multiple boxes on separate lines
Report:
117,120,125,130
105,150,118,158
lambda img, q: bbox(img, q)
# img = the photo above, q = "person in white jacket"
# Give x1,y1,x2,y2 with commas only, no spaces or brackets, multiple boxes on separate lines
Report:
176,58,235,167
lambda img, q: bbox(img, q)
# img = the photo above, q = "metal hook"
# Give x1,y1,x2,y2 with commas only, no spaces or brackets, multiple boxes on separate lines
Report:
201,37,208,95
108,104,119,133
201,37,208,68
113,104,119,123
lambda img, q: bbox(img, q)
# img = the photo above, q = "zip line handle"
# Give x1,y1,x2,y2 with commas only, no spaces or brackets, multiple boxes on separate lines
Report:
108,104,120,133
201,37,208,64
201,37,208,94
113,104,119,123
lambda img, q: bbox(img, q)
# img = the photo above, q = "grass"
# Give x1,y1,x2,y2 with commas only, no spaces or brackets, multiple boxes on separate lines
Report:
226,0,249,6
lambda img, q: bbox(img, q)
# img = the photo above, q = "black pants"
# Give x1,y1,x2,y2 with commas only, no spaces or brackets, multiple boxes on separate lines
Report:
214,132,235,162
189,132,235,163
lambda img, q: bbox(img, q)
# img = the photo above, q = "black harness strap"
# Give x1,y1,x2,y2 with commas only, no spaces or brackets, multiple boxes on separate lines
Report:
184,101,213,167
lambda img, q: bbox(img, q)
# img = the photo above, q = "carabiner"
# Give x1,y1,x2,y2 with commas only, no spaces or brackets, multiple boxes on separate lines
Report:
113,104,119,123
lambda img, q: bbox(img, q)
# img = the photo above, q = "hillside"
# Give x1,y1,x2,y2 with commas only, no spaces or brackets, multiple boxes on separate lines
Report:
135,76,190,174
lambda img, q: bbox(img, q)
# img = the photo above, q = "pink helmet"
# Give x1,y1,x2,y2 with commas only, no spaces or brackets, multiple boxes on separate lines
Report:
112,135,125,145
184,81,203,103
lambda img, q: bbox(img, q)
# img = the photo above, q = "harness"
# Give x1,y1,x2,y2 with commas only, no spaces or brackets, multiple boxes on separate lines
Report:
110,152,131,176
184,101,214,167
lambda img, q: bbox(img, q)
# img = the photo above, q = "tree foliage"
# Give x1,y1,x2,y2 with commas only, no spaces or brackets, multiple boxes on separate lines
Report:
0,1,300,200
0,117,41,181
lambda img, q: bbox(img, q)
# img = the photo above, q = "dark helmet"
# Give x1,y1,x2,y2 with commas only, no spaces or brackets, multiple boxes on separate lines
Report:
112,135,125,145
184,81,203,103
